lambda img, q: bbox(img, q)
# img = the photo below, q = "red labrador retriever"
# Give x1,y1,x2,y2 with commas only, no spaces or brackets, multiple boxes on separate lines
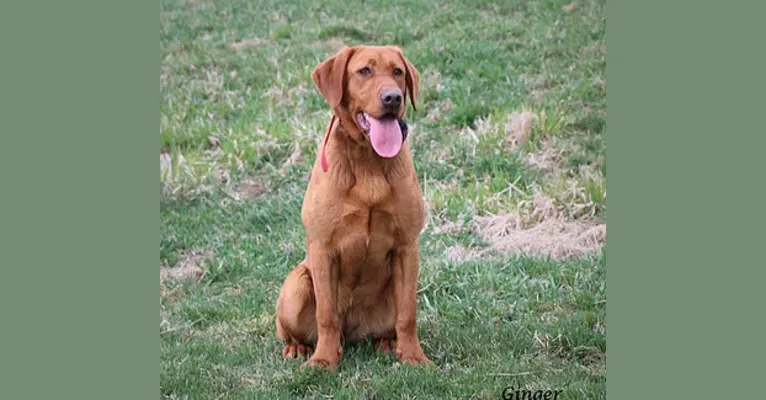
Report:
275,45,432,370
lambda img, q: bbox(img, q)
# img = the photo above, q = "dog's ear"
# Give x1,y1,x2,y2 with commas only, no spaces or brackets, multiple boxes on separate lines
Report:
312,46,355,109
390,46,420,112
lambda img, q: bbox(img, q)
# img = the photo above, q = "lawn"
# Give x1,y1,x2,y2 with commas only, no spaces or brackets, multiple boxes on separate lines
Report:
160,0,606,398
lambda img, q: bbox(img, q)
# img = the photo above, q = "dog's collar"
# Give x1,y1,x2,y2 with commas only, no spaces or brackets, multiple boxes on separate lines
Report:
320,115,409,173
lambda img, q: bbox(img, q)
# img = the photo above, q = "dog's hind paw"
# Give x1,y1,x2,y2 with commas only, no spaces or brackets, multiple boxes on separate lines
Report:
374,338,397,353
282,343,313,359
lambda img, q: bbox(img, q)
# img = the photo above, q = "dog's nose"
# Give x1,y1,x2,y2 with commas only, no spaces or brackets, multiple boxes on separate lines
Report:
380,89,403,108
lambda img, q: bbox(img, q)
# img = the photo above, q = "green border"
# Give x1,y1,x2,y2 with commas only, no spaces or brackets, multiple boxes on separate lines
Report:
0,1,156,399
607,1,764,399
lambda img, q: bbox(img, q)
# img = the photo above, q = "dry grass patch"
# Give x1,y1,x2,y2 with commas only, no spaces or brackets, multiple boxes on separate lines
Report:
521,138,565,174
424,98,454,122
467,108,566,157
562,3,579,12
429,218,465,236
577,347,606,377
228,37,271,51
445,244,483,262
236,178,267,199
476,213,605,260
506,110,538,150
160,283,178,302
160,249,211,285
420,106,605,260
474,188,605,260
527,89,547,104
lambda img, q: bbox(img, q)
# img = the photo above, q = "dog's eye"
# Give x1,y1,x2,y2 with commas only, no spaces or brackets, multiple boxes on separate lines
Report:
358,67,372,76
393,68,404,76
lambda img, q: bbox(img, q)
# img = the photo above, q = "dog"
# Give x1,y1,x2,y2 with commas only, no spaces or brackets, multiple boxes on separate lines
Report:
275,45,433,370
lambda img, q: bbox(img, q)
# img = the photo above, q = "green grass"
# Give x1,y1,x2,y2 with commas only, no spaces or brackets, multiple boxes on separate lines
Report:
161,0,606,398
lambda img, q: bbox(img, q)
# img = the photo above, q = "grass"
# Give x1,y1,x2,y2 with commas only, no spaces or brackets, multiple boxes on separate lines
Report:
160,0,606,398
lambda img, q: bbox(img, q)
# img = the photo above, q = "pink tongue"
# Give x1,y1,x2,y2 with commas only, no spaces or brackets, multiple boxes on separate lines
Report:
368,116,403,158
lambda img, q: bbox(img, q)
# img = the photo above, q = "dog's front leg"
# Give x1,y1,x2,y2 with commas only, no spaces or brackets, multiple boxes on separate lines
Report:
392,245,433,366
303,244,342,370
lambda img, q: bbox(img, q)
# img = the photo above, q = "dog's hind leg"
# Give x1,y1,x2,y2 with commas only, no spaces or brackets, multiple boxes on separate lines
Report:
275,262,317,359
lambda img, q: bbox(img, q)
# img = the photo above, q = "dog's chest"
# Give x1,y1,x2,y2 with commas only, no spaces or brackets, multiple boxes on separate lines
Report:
347,166,391,206
337,204,397,286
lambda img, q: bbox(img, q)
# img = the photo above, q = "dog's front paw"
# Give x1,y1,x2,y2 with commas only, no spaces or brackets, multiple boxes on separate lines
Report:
301,357,336,370
300,346,342,371
395,342,434,366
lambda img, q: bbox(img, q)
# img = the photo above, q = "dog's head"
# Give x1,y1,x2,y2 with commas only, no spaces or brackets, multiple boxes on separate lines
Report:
312,45,420,158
